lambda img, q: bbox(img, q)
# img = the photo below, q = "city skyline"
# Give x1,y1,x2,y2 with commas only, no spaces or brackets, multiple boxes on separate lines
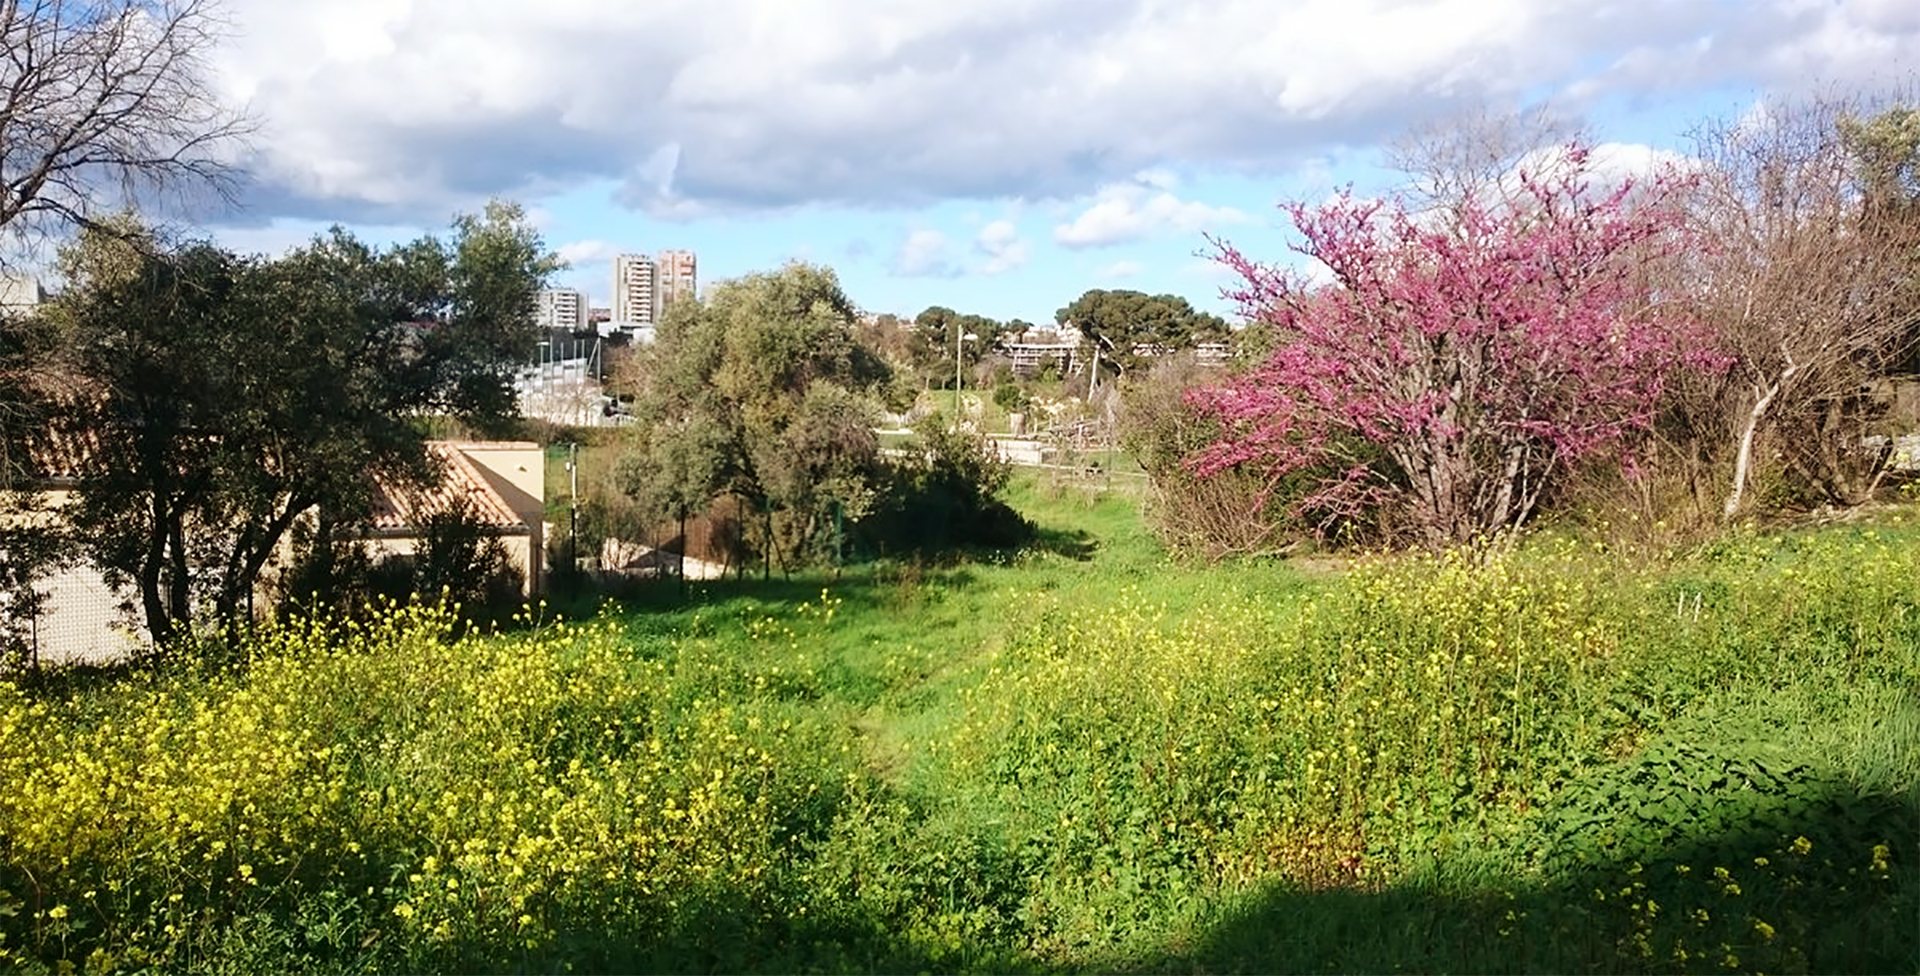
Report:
600,248,700,326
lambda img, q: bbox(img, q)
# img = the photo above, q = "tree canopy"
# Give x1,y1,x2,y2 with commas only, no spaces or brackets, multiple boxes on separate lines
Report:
909,306,1003,386
621,261,892,575
1682,96,1920,515
1054,289,1228,375
36,202,557,643
0,0,252,244
1195,146,1709,547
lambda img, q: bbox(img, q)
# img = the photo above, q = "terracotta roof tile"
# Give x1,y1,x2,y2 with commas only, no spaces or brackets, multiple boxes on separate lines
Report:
367,442,526,533
13,414,101,483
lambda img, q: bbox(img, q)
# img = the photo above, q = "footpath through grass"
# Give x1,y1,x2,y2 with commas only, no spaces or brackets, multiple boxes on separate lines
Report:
0,480,1915,973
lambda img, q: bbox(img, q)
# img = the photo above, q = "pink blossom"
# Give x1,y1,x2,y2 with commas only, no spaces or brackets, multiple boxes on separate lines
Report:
1192,145,1713,546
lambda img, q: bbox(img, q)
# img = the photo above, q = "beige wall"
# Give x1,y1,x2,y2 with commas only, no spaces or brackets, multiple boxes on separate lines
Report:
454,442,545,594
2,487,148,666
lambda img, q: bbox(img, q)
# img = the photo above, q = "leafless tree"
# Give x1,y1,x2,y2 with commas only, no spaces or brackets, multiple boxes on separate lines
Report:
1685,90,1920,515
1386,101,1588,226
0,0,252,245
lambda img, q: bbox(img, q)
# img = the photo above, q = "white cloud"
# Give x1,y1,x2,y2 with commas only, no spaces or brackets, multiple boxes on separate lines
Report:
974,219,1029,275
1497,141,1697,204
892,228,959,278
1098,259,1144,279
201,0,1920,224
555,238,620,269
1054,173,1250,248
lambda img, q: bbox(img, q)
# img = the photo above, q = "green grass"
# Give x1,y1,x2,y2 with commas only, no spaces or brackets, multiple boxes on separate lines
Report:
0,485,1915,973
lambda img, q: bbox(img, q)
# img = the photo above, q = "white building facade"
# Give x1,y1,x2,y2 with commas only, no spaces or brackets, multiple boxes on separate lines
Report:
657,249,696,312
611,253,658,327
536,287,587,331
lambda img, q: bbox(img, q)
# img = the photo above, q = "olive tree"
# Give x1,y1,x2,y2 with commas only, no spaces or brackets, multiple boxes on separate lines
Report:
46,203,557,644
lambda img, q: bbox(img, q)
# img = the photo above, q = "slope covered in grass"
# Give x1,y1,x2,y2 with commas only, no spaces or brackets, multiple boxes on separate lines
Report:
1,485,1913,973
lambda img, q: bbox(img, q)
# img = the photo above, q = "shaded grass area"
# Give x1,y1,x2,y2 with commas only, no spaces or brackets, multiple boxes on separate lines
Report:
0,482,1915,973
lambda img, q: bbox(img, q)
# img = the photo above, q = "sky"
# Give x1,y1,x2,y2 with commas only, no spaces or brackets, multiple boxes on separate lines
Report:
187,0,1920,324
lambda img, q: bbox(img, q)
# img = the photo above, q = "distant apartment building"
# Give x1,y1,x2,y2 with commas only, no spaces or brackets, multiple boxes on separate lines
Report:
656,249,696,311
536,287,588,331
611,253,657,327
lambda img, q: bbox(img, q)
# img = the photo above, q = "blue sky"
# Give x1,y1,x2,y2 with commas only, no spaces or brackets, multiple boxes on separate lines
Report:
193,0,1917,324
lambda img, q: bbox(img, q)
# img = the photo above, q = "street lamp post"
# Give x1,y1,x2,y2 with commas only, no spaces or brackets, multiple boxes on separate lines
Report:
567,442,578,576
1095,334,1124,479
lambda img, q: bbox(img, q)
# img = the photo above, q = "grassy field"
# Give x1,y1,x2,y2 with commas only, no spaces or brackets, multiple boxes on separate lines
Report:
0,480,1914,973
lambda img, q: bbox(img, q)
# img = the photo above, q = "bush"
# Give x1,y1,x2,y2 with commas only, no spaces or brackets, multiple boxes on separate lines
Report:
279,500,525,626
992,381,1027,413
1119,355,1397,558
859,417,1033,555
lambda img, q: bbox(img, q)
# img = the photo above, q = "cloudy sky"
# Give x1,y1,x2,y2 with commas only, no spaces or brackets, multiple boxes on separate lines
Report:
199,0,1918,322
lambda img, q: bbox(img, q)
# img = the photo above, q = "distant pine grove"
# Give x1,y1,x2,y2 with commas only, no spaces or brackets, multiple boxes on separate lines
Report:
0,480,1912,974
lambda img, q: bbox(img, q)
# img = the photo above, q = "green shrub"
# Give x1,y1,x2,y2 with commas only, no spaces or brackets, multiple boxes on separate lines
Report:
3,508,1917,973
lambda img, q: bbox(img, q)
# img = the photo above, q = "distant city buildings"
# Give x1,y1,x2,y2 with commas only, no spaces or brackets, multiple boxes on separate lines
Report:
611,252,658,328
533,250,695,342
536,287,587,331
657,249,696,311
604,249,698,337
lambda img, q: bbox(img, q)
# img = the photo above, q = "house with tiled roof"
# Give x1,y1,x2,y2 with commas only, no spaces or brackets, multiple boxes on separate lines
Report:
360,441,546,596
2,433,544,666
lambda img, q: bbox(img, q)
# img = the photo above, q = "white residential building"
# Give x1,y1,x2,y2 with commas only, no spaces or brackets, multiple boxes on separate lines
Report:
1,273,45,312
612,253,657,327
657,249,696,311
536,287,588,331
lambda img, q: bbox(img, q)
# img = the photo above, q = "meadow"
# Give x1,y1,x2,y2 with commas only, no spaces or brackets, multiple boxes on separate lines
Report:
0,481,1914,974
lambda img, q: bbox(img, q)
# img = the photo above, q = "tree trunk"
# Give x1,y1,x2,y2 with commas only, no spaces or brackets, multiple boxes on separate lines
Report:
1725,371,1792,519
166,515,191,627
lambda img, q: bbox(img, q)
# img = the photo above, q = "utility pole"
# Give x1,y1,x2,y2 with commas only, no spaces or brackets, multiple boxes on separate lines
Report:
954,320,962,420
567,442,578,576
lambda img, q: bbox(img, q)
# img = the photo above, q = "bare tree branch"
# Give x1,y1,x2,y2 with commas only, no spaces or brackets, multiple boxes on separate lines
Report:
1386,101,1587,227
1683,87,1920,514
0,0,253,248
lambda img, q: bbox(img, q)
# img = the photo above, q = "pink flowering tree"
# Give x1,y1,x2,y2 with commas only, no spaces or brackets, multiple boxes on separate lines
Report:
1192,147,1712,548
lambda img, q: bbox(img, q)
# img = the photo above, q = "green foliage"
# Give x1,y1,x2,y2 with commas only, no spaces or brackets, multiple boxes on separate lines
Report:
31,206,557,644
909,306,1003,386
1517,712,1908,885
623,261,892,573
274,515,377,619
404,498,526,621
859,417,1033,555
0,493,68,669
1841,105,1920,212
1055,288,1229,374
278,500,523,631
1,503,1916,974
992,381,1027,412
